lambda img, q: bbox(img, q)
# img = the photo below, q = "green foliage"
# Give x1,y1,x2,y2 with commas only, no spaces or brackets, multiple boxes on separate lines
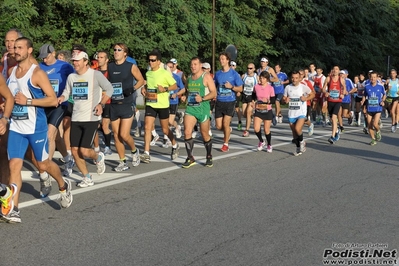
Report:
0,0,398,77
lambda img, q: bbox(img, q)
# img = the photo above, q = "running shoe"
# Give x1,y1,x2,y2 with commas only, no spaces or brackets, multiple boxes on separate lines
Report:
192,131,198,139
77,176,94,188
171,143,180,160
370,139,377,146
162,139,172,148
293,147,302,156
348,116,353,126
237,123,242,131
375,131,382,141
131,149,140,167
335,129,340,141
182,157,196,168
339,126,345,133
150,134,159,146
140,153,151,164
221,144,229,152
103,146,112,156
134,127,141,138
39,172,52,198
300,141,306,153
392,124,397,133
175,125,182,139
59,179,73,208
242,130,249,137
363,128,368,134
1,208,21,223
0,183,17,217
96,152,106,175
257,141,265,151
177,111,184,125
308,123,314,136
114,161,130,172
328,136,335,144
63,157,75,177
266,145,273,153
205,156,213,167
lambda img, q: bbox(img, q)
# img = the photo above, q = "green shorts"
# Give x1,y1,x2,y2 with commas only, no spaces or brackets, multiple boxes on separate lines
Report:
186,104,210,123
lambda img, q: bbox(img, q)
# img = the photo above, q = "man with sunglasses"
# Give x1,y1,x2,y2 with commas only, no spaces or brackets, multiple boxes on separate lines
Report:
108,43,145,172
241,63,257,137
141,50,180,163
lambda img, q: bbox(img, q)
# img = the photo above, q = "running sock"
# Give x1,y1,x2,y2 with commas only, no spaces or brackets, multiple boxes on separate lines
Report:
204,139,212,157
255,131,263,142
67,150,72,156
94,146,100,153
144,151,150,155
266,133,271,145
131,148,137,154
63,154,71,163
104,133,112,147
172,143,177,148
39,172,48,179
151,130,157,137
185,138,194,157
0,184,7,196
135,110,141,127
296,134,303,147
59,180,68,192
96,153,103,163
355,112,359,123
121,158,127,163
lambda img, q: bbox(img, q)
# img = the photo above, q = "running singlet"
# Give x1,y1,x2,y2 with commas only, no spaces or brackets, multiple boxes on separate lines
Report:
214,68,243,102
108,61,135,104
7,65,47,134
284,83,311,118
313,75,325,93
388,79,398,98
327,77,343,103
364,83,385,113
242,74,257,96
356,80,366,98
186,72,210,111
146,67,176,109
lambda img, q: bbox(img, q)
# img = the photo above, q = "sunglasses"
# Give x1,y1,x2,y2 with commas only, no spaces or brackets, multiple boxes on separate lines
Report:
114,48,123,52
149,59,157,62
247,68,253,70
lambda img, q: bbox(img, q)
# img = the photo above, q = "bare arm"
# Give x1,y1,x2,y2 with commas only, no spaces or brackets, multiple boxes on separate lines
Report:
131,64,145,91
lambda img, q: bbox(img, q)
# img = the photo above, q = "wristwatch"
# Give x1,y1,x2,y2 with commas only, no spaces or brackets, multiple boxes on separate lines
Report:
26,98,32,106
2,116,10,124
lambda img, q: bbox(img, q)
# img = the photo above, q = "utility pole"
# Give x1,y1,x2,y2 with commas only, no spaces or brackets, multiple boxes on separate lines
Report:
212,0,216,73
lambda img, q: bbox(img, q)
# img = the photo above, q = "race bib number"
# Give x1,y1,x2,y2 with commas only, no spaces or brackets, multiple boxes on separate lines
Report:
219,86,232,97
111,82,124,100
289,98,301,110
50,79,59,94
243,83,254,95
187,92,199,106
329,90,340,100
146,88,158,103
11,104,29,120
72,82,89,100
255,101,269,113
369,97,379,106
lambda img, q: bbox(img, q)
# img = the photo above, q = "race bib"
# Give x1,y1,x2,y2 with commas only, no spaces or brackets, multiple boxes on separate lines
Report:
146,88,158,103
11,104,29,120
50,79,59,94
111,82,124,100
329,90,340,99
219,85,232,97
369,97,379,106
72,82,89,100
243,83,254,95
289,98,301,110
187,92,199,106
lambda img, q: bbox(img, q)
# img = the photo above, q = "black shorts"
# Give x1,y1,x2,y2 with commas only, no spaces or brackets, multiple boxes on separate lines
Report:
254,110,273,120
45,105,67,127
387,97,399,103
145,105,169,120
355,97,362,103
70,121,99,148
341,103,350,110
215,101,235,118
110,103,134,121
367,111,381,117
64,102,73,118
210,99,216,111
102,104,111,119
169,104,178,115
328,102,342,117
241,94,253,103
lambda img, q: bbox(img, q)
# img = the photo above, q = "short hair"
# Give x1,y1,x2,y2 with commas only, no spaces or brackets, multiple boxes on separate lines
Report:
259,71,270,80
114,43,129,54
16,37,33,48
291,71,300,76
7,28,23,38
57,50,71,61
71,44,86,52
97,50,109,60
148,49,162,61
219,52,230,62
190,56,202,63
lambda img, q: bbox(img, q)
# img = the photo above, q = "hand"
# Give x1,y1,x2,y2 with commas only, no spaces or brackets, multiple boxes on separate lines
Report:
14,91,27,105
380,101,385,107
157,84,166,92
57,96,65,106
224,81,232,89
180,95,186,102
0,102,4,112
0,119,7,135
339,94,344,99
300,95,307,102
171,93,177,99
93,104,103,116
141,88,147,97
285,97,290,103
195,94,202,103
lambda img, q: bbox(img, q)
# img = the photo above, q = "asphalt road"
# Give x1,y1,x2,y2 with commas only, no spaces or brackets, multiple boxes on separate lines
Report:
2,111,399,266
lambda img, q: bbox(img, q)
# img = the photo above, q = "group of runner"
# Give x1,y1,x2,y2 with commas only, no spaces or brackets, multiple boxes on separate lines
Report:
0,28,394,223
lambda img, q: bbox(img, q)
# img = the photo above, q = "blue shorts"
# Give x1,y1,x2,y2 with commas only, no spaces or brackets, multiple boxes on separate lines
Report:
8,130,49,161
275,93,284,102
288,116,306,124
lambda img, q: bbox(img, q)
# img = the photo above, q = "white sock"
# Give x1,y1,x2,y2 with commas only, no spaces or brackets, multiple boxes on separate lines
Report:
152,130,157,137
135,110,141,127
94,146,100,153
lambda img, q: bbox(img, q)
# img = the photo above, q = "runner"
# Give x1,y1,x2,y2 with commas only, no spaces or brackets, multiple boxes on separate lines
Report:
4,37,72,223
338,69,355,132
140,50,180,163
230,61,243,130
361,72,386,145
108,43,144,171
252,71,275,152
181,57,216,168
385,69,399,132
312,67,326,124
354,72,366,127
58,51,113,187
322,66,347,144
273,64,289,123
241,63,257,137
299,69,315,136
283,71,315,156
214,52,243,152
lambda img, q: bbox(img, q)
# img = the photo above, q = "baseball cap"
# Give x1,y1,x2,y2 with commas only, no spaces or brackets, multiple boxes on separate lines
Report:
343,69,348,75
202,62,211,69
339,70,346,74
71,51,89,61
230,61,237,67
260,57,268,63
170,58,177,64
38,44,55,59
368,70,374,73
